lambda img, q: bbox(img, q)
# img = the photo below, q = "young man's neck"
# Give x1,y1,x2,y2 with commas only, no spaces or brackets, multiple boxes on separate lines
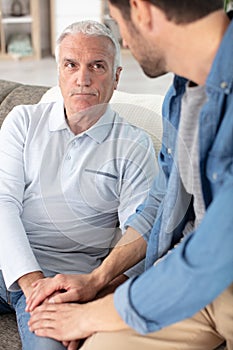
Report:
166,10,230,85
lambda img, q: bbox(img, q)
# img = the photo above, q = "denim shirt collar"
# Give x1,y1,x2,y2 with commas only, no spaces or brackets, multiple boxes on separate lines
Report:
166,19,233,105
206,19,233,95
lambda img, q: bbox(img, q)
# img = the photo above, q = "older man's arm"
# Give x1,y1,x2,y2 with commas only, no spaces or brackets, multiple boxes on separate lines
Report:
18,272,44,299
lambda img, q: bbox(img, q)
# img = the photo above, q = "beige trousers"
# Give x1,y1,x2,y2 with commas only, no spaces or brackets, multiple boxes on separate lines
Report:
81,283,233,350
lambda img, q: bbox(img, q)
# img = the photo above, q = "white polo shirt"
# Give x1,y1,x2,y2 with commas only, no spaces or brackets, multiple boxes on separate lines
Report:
0,100,156,290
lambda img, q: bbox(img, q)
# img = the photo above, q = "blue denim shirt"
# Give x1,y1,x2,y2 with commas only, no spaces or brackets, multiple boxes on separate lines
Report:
114,19,233,334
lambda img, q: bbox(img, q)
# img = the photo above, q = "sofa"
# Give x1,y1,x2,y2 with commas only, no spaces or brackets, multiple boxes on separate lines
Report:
0,79,225,349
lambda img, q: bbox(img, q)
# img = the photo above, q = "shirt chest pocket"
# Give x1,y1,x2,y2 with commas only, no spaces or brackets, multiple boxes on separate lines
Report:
79,169,120,212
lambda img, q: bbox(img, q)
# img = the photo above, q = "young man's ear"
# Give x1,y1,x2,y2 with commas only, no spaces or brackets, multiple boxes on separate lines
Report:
114,66,122,90
130,0,153,30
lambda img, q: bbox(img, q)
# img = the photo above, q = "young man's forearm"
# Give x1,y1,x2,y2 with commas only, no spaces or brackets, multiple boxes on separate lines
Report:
91,227,147,291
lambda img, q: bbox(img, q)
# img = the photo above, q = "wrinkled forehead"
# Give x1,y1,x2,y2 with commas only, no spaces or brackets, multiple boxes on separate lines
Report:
60,33,116,55
58,34,115,67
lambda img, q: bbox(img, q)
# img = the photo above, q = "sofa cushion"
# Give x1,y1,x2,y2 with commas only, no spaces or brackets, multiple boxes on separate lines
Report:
110,91,163,155
0,80,21,104
0,80,49,127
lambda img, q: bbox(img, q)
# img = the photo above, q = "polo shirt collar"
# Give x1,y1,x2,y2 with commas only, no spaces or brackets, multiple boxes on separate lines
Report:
49,99,68,131
84,105,116,144
48,99,116,143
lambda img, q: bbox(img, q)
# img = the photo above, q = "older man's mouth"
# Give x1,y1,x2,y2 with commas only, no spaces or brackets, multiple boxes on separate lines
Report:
69,91,98,97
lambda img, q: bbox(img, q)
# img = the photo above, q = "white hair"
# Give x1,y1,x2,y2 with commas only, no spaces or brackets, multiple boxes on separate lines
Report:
55,20,121,74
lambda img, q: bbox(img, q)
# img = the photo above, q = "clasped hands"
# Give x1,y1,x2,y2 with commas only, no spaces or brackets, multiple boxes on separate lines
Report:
26,273,103,350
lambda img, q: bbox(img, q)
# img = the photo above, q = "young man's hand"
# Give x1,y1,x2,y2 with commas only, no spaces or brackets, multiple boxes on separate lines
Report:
28,294,129,342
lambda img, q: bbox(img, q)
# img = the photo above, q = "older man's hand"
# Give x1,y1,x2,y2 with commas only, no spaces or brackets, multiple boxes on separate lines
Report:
26,272,103,312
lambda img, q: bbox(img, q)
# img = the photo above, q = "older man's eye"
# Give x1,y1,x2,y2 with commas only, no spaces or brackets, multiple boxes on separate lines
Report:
67,62,76,68
63,60,76,69
92,63,106,73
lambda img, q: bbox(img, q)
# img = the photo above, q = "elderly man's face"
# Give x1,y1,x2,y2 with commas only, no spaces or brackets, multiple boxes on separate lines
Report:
58,33,120,119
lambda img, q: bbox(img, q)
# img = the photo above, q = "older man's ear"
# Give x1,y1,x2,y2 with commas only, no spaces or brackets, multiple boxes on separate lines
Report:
114,66,122,90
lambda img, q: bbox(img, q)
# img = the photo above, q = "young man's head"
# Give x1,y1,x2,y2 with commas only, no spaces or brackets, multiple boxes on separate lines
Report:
108,0,226,83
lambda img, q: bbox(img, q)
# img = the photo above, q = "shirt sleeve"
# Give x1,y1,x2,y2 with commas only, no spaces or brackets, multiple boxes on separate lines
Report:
0,107,42,291
123,172,166,278
117,132,158,233
114,178,233,333
125,164,167,241
117,132,158,278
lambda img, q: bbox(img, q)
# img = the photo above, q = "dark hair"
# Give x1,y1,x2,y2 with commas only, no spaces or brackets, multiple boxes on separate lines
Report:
109,0,224,23
108,0,131,20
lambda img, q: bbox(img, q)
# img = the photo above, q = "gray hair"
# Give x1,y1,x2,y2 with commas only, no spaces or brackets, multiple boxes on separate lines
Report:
55,20,121,74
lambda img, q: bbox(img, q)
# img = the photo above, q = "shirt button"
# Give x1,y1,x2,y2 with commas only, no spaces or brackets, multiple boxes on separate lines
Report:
220,81,228,89
67,155,71,160
167,148,172,154
212,172,218,181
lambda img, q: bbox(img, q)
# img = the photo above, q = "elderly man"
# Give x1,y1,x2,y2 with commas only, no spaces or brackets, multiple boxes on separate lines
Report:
29,1,233,350
0,20,156,350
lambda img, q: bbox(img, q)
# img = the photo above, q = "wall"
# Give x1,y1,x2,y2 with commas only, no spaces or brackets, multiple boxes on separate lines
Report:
51,0,102,54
